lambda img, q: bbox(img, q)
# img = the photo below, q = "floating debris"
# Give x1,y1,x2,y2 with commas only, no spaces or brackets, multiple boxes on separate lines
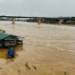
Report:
0,68,2,69
64,72,67,75
25,62,30,70
32,65,37,70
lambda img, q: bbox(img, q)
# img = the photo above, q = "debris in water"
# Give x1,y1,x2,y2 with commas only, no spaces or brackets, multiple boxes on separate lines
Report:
0,68,2,69
25,62,30,70
64,72,67,75
32,65,37,70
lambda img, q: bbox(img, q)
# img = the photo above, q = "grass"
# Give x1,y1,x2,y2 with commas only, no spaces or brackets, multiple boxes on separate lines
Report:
25,62,30,70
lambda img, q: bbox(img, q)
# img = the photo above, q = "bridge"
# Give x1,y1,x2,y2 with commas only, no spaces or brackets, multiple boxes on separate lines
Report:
0,15,71,25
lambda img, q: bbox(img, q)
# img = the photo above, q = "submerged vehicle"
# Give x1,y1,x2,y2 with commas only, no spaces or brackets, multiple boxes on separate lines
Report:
8,47,15,58
0,33,24,48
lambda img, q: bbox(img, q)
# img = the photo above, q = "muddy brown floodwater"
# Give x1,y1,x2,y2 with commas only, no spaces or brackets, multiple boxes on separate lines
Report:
0,45,23,59
0,22,75,75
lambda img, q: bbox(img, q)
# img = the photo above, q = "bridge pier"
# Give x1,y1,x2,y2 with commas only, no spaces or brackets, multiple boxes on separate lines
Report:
12,18,15,24
38,18,41,25
58,19,63,25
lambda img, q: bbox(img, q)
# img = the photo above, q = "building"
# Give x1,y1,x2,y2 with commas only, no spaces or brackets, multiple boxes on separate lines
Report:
0,33,23,48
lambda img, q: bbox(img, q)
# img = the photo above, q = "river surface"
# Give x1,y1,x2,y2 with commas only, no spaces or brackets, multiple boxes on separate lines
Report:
0,21,75,75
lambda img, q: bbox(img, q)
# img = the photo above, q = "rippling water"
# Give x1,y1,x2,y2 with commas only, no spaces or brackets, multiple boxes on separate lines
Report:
0,21,75,75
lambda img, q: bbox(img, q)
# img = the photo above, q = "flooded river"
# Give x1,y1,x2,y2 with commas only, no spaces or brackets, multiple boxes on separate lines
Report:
0,21,75,75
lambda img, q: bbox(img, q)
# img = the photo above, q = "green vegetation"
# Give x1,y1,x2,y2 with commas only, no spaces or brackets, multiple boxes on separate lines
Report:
26,18,57,23
26,18,37,22
26,17,75,24
0,17,11,21
71,17,75,21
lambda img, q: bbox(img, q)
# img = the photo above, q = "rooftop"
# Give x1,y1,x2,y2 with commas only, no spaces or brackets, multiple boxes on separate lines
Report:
0,33,9,40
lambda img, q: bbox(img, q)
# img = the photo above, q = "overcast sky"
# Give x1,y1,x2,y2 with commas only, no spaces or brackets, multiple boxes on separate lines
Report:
0,0,75,17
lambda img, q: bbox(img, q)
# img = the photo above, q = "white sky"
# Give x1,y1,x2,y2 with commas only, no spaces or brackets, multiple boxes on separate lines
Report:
0,0,75,17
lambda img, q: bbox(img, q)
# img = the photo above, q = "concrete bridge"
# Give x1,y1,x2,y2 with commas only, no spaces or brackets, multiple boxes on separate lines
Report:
0,15,71,25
